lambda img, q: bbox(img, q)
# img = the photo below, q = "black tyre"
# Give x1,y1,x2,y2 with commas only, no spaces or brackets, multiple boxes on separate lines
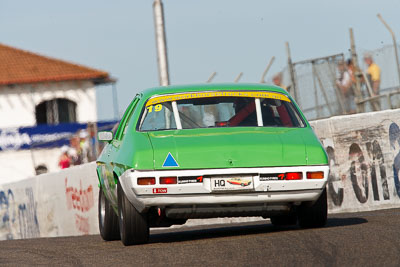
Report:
98,187,120,241
298,188,328,228
270,213,297,227
118,182,149,246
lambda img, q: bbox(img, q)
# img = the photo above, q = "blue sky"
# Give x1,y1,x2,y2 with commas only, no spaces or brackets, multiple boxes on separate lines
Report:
1,0,399,121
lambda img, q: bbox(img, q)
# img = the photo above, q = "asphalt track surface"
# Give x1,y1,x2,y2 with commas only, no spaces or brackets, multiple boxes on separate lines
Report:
1,209,400,266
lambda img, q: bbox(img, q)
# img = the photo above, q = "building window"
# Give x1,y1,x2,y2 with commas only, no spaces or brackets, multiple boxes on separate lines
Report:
35,98,77,125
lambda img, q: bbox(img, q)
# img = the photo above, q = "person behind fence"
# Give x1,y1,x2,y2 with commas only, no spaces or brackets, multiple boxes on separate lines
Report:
58,145,71,169
336,60,355,114
272,72,287,91
364,53,381,110
79,130,90,163
87,123,97,162
346,59,356,86
69,135,81,165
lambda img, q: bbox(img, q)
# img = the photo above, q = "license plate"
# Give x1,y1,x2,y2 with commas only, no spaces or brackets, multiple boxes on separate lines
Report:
211,176,254,191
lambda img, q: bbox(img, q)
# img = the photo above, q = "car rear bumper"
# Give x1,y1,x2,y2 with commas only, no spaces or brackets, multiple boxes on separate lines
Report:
119,165,329,213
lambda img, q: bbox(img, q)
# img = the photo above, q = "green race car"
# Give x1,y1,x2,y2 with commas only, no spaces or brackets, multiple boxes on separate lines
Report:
96,83,329,246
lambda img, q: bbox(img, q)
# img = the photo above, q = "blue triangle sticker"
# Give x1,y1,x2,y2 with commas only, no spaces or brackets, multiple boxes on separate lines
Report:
162,152,179,167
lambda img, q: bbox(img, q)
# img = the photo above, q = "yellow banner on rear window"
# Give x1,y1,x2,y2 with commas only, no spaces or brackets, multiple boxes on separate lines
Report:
146,91,291,106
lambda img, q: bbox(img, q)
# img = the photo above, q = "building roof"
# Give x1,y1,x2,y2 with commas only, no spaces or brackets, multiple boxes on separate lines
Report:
0,43,113,86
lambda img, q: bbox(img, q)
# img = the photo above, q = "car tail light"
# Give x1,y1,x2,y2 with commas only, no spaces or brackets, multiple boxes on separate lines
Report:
137,177,156,185
160,177,177,184
285,172,303,180
307,171,324,179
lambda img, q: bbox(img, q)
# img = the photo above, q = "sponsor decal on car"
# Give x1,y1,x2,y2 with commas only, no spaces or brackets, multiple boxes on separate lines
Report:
162,152,179,167
146,91,291,106
259,173,285,181
178,176,203,184
153,188,167,194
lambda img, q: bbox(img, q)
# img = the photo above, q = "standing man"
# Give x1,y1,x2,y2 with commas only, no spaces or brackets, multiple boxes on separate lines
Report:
364,53,381,110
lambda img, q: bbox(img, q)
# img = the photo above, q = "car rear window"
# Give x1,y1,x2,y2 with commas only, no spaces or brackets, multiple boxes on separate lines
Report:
139,91,306,131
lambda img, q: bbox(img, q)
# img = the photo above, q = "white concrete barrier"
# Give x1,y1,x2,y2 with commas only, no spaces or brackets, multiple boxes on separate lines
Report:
311,109,400,213
0,163,99,240
1,109,400,240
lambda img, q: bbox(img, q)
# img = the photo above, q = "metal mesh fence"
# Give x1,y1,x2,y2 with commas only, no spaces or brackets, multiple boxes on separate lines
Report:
354,44,400,112
277,44,400,121
280,54,345,120
361,44,400,91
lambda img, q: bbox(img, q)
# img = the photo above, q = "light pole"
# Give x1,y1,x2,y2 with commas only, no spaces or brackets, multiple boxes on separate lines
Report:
153,0,170,87
377,13,400,87
153,0,171,127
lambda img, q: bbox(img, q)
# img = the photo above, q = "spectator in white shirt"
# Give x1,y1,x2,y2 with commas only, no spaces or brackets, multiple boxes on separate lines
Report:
336,60,355,114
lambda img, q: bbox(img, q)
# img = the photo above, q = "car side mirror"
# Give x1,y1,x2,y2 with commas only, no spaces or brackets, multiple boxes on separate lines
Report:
98,131,113,142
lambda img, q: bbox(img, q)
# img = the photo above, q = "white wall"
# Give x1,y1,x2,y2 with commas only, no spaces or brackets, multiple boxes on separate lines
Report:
0,148,62,184
0,80,97,128
310,109,400,213
0,163,99,240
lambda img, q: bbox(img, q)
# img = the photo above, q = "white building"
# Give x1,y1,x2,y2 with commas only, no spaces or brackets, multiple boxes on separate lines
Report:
0,43,114,182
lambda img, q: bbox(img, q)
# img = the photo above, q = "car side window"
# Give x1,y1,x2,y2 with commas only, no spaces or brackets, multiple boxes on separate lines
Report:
114,95,140,140
140,102,177,131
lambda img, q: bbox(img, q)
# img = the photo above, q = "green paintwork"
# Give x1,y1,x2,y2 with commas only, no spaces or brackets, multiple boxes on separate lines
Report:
139,83,295,102
97,83,328,199
148,126,326,169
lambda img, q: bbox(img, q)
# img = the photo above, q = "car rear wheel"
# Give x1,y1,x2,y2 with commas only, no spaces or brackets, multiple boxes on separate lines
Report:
118,182,149,245
270,214,297,227
298,188,327,228
98,187,120,241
